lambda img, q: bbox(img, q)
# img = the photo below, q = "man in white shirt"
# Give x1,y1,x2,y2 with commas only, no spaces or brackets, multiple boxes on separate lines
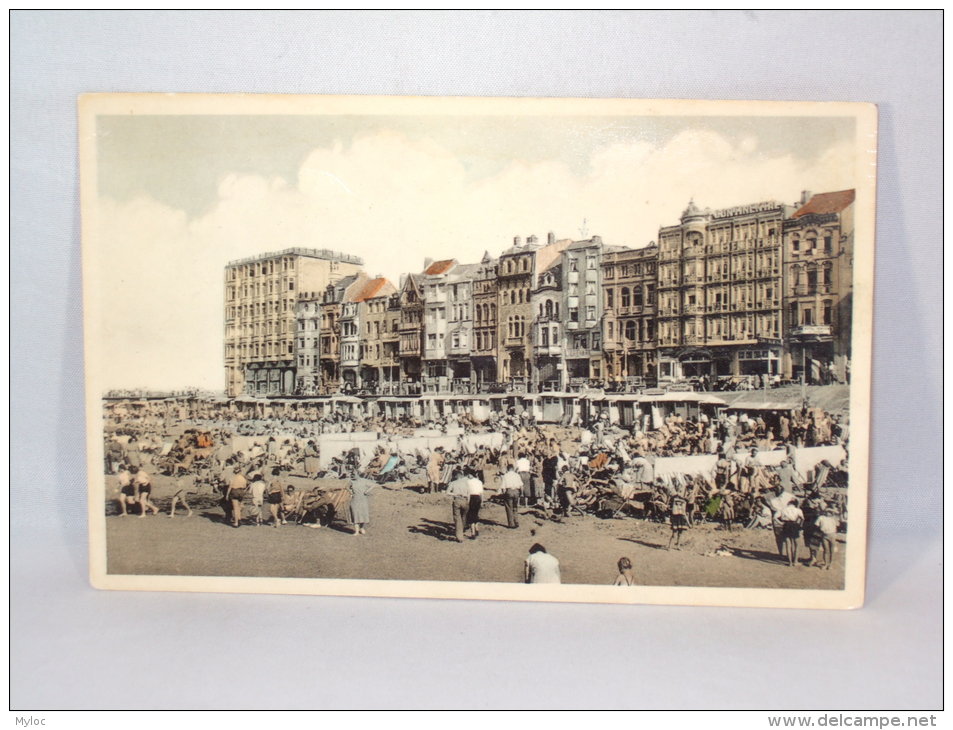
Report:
515,453,532,506
500,465,523,529
446,470,471,542
524,543,561,584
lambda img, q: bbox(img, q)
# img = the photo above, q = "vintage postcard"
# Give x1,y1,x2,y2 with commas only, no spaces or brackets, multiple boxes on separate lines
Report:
80,94,876,607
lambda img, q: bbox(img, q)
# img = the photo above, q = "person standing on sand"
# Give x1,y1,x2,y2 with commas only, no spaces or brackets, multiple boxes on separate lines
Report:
225,466,248,528
427,447,445,494
465,469,484,539
130,466,161,518
446,469,471,542
266,469,283,527
524,543,561,584
499,464,523,529
249,472,266,526
667,490,689,550
348,469,375,536
115,464,136,517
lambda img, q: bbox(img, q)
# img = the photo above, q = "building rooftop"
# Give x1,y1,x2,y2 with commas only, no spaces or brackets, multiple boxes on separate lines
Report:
792,189,856,218
353,277,397,302
226,247,364,267
423,259,457,275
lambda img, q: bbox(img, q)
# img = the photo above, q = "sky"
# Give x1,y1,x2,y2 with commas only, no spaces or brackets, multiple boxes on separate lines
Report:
92,112,857,391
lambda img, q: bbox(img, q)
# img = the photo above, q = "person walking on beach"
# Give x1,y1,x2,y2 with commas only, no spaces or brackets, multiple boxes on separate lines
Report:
348,469,375,536
446,469,471,542
131,466,161,518
500,464,523,529
225,466,248,528
465,469,484,539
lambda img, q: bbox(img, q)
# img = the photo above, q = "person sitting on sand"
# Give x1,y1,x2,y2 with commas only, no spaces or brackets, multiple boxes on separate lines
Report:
613,557,635,586
280,485,301,524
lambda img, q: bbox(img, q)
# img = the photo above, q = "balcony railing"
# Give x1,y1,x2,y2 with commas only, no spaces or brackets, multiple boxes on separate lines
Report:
789,324,832,337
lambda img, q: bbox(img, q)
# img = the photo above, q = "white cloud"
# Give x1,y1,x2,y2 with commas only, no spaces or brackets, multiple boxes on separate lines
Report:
94,127,856,390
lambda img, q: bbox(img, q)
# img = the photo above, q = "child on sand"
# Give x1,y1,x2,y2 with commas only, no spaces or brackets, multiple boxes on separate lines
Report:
667,492,689,550
613,557,635,586
816,507,840,570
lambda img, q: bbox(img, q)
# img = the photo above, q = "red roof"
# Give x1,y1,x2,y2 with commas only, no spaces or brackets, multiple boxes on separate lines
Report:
353,277,394,302
424,259,456,275
793,189,855,218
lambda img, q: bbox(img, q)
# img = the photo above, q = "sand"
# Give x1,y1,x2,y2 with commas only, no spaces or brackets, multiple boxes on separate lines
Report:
104,471,846,589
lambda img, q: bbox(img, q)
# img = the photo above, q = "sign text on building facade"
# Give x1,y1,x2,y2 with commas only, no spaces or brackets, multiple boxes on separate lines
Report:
711,201,781,219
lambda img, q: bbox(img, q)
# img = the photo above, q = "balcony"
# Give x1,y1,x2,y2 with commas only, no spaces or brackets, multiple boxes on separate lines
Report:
565,347,591,359
534,343,563,356
789,324,832,338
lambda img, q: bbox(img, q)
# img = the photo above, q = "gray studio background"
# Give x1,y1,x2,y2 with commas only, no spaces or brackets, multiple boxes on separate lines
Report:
11,11,942,709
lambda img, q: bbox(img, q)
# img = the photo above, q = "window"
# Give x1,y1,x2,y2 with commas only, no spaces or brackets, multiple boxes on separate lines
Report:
621,287,631,308
586,305,595,321
823,301,832,325
606,289,614,309
802,308,814,325
633,286,643,307
569,307,579,323
824,234,833,253
792,238,800,252
807,270,818,292
624,321,636,341
288,281,295,291
569,259,578,272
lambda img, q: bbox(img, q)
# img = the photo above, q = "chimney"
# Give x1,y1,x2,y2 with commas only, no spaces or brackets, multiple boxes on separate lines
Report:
513,236,522,246
527,234,538,246
424,257,433,270
547,231,555,245
592,235,602,245
800,190,813,205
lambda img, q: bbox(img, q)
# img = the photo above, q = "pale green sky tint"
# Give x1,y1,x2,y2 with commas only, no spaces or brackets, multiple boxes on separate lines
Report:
98,114,854,217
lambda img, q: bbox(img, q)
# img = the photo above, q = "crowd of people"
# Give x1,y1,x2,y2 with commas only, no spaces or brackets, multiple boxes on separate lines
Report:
104,396,850,575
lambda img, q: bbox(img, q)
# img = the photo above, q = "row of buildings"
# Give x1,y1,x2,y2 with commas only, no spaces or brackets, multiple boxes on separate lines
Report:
223,189,855,397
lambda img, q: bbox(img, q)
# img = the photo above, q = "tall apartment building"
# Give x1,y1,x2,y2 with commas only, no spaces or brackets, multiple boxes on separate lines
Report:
445,263,481,389
602,243,658,383
361,289,402,392
295,290,325,395
319,273,367,394
349,277,398,388
497,234,570,386
397,273,424,389
530,255,563,391
782,189,855,383
224,248,363,396
656,200,792,381
471,253,500,387
562,236,620,384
